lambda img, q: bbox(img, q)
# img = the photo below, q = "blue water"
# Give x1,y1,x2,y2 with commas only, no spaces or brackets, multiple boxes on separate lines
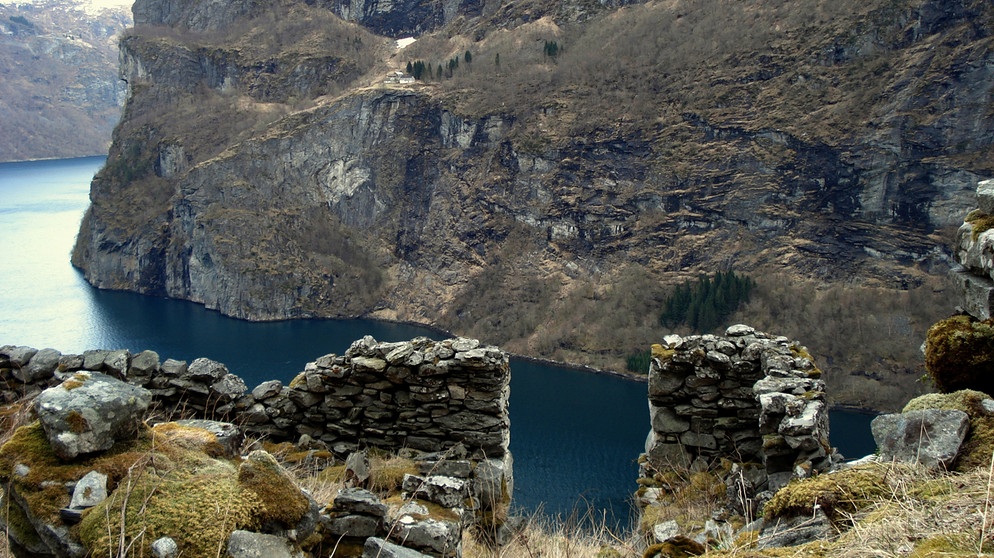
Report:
0,157,875,526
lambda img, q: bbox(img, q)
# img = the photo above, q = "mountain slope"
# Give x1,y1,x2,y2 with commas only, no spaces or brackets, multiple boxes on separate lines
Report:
73,0,993,409
0,0,131,161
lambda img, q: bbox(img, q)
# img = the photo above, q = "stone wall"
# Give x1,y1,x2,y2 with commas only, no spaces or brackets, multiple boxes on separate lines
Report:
953,179,994,320
643,325,835,509
1,335,509,460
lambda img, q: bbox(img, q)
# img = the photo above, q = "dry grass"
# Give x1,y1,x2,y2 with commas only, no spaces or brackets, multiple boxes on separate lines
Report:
464,511,643,558
711,460,994,557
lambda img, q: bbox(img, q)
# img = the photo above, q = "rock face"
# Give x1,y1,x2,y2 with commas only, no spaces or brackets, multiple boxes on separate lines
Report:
642,325,836,519
951,179,994,320
34,371,151,460
71,0,994,358
0,1,130,161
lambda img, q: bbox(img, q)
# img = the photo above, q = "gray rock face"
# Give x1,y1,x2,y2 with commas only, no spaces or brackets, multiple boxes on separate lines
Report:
34,372,151,460
174,419,244,458
402,474,469,509
871,409,970,470
226,530,303,558
757,509,836,548
388,517,461,557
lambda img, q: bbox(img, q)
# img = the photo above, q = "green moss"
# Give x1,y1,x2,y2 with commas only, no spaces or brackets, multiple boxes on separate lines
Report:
903,389,994,471
1,490,45,551
238,450,310,527
61,372,92,391
651,344,676,362
763,464,890,522
78,458,265,557
908,534,978,558
965,211,994,241
924,315,994,395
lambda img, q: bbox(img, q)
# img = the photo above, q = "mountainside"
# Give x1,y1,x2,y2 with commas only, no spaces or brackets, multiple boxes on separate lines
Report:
73,0,994,409
0,0,131,162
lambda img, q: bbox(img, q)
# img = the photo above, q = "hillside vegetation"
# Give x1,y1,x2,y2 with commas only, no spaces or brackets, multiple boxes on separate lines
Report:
75,0,993,411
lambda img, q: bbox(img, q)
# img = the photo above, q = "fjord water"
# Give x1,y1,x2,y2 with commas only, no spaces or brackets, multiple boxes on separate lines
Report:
0,157,874,525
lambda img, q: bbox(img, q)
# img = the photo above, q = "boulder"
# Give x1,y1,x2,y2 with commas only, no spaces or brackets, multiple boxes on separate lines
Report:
757,509,835,548
345,450,371,488
174,419,244,458
332,488,388,517
403,474,469,509
34,372,151,460
151,537,179,558
363,537,433,558
226,530,303,558
872,409,970,470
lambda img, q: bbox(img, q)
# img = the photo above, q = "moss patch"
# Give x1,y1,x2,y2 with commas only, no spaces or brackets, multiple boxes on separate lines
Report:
903,389,994,471
965,211,994,241
924,315,994,395
238,450,310,526
763,464,890,522
78,458,265,557
908,534,980,558
64,410,89,434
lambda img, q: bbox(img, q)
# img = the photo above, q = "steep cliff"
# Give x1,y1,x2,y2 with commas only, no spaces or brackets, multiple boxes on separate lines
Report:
73,0,994,406
0,0,131,161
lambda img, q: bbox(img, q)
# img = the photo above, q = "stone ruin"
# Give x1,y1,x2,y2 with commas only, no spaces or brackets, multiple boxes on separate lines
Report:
952,178,994,320
641,324,836,518
0,336,513,558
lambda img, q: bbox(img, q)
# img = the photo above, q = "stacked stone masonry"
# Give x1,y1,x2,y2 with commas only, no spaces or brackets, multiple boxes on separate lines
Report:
1,335,509,459
0,336,512,558
643,325,835,507
954,178,994,320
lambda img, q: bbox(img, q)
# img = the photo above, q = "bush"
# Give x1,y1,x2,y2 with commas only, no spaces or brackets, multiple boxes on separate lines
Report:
923,314,994,396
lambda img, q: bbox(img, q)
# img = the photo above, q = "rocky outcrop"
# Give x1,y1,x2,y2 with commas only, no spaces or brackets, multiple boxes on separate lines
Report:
871,409,969,470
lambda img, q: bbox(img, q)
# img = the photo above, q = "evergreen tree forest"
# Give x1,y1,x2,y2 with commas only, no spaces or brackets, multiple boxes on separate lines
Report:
659,271,756,333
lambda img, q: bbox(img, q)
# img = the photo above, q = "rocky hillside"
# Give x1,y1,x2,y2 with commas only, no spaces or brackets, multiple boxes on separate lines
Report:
0,0,131,162
72,0,993,408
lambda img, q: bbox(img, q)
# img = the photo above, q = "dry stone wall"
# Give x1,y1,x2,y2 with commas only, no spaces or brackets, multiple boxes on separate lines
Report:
953,178,994,320
643,325,836,511
1,335,510,460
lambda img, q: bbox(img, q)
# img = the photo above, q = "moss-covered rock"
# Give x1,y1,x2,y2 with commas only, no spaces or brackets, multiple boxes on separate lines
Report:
0,419,314,557
903,389,994,471
238,449,311,527
763,464,890,523
923,315,994,395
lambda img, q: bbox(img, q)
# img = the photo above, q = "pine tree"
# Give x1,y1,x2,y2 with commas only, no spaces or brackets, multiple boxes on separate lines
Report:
464,50,472,64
